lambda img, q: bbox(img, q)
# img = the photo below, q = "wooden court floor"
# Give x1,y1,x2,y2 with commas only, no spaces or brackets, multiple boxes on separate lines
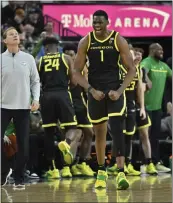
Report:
1,174,172,202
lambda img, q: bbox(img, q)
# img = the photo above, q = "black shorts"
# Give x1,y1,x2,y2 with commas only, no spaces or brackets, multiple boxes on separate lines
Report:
72,92,93,128
88,92,126,124
123,99,136,135
40,90,77,129
136,107,151,129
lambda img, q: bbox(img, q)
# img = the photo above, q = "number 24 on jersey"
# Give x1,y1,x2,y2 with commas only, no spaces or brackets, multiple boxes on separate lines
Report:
44,58,60,72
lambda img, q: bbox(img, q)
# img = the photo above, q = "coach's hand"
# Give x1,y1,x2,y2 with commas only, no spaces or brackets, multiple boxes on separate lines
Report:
140,108,146,120
31,100,40,112
90,88,105,101
108,90,120,101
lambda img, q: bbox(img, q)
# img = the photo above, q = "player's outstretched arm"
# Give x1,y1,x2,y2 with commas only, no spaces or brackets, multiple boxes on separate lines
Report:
73,36,90,90
117,35,136,95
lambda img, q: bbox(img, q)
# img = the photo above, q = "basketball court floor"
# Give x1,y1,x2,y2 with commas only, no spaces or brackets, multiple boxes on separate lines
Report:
1,173,172,202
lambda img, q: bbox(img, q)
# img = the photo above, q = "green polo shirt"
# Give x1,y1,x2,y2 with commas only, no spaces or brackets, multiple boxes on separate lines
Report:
140,56,172,111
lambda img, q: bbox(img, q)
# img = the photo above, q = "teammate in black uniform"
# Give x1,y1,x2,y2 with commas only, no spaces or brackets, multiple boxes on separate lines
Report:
74,10,136,189
61,44,94,177
120,49,143,176
107,48,141,176
108,48,157,176
38,37,82,179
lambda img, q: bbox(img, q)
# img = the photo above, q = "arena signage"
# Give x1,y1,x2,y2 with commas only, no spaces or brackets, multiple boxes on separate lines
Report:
43,5,172,37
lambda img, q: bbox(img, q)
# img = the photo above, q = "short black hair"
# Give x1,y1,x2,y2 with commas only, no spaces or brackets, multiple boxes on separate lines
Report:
93,10,108,20
63,44,77,53
42,37,59,46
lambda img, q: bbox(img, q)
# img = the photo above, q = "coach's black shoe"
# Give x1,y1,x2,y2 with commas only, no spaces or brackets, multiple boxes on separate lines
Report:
13,177,25,190
13,179,25,190
1,168,12,187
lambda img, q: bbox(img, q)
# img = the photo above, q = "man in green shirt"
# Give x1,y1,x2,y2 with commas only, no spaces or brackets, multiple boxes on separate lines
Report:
140,43,172,173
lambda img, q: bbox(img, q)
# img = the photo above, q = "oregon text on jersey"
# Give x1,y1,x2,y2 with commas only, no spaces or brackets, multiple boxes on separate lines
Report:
87,31,122,92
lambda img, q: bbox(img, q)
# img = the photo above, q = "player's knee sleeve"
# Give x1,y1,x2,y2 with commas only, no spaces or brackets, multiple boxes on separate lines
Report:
109,116,125,157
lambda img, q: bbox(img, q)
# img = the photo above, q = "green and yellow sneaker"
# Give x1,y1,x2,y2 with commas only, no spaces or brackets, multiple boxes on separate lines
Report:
127,163,141,176
71,165,82,176
61,166,72,178
95,170,108,189
77,162,95,177
124,164,129,175
58,141,73,165
116,172,129,190
146,163,158,175
107,164,118,176
43,169,60,179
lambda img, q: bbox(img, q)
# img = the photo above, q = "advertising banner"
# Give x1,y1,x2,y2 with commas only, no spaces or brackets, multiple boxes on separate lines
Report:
43,5,172,37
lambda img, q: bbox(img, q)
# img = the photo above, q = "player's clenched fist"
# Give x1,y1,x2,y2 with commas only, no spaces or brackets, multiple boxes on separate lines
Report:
108,90,120,101
90,88,105,101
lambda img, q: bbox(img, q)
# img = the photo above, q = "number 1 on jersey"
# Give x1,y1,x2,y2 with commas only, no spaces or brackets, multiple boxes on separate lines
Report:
100,50,104,62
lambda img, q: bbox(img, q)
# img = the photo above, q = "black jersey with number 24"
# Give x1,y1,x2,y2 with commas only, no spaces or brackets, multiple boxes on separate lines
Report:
38,53,69,91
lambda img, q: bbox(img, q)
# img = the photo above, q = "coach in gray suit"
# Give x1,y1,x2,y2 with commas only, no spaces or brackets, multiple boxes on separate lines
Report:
1,27,40,189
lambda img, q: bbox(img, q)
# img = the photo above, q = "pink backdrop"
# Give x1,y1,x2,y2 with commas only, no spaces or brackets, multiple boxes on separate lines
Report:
43,5,172,37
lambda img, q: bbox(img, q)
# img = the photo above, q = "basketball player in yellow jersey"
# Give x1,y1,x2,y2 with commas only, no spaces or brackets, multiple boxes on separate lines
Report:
74,10,136,190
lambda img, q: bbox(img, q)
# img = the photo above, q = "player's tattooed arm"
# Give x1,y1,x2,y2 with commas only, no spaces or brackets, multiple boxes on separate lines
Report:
64,54,77,86
117,35,136,95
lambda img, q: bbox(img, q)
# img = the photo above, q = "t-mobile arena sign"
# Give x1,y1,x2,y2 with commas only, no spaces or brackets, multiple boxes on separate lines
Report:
43,5,172,37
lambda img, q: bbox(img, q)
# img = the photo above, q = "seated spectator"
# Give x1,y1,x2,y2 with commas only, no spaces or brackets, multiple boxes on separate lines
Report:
32,27,62,60
44,21,60,40
24,8,44,37
161,102,172,138
166,57,172,68
2,1,17,24
162,57,172,114
7,8,25,33
22,24,36,52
